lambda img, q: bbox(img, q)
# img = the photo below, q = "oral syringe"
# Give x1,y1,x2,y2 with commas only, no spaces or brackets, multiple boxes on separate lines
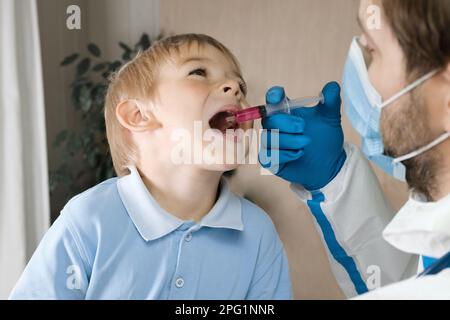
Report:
226,93,325,124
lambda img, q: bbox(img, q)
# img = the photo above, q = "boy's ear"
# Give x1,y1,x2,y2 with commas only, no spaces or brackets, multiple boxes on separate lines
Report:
115,100,161,132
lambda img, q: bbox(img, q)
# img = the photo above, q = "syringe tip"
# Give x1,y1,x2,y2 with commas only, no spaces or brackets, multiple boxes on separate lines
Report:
234,106,264,123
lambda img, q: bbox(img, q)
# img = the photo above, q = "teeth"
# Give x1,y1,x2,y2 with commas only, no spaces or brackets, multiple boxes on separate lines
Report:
225,116,236,127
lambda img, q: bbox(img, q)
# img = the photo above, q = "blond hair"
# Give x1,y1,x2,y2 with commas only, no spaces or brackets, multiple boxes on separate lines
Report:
104,34,243,176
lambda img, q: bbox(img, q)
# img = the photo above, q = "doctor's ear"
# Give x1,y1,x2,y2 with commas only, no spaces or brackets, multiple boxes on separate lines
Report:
115,100,161,132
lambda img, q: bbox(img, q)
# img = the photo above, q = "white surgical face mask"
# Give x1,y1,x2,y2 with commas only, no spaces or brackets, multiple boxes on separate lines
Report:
343,37,450,180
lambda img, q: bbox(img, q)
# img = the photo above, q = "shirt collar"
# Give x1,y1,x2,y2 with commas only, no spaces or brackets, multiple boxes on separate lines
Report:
383,191,450,258
117,165,243,241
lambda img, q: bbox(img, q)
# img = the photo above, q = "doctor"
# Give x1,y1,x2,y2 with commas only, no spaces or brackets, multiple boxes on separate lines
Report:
260,0,450,298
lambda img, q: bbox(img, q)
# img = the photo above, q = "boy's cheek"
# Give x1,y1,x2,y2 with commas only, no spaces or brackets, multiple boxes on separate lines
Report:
155,106,200,129
160,99,206,125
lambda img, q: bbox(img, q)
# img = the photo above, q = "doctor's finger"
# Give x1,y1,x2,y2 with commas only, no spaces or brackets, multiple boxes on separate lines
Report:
262,113,305,134
260,130,311,150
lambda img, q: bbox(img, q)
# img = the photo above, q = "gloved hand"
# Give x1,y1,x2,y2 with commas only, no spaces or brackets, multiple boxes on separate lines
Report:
258,82,346,190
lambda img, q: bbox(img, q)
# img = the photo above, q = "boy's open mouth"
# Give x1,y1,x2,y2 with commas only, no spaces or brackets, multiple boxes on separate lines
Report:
208,110,239,134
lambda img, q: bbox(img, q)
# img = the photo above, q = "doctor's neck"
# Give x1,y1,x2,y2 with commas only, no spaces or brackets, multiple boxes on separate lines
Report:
412,140,450,202
431,145,450,201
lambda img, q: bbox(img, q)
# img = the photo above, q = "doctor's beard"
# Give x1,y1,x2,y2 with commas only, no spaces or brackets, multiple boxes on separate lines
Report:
381,89,443,201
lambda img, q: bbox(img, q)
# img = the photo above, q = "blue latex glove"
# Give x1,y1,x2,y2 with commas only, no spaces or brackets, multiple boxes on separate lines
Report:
259,82,346,190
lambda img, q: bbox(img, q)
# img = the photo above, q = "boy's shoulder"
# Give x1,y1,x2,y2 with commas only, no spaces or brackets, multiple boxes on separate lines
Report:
64,177,120,209
60,177,126,229
238,196,278,236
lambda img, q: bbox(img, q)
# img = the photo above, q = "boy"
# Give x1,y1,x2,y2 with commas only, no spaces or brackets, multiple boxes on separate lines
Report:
10,34,292,299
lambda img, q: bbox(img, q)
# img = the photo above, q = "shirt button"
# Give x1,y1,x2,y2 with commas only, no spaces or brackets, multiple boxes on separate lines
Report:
175,277,185,288
185,233,192,242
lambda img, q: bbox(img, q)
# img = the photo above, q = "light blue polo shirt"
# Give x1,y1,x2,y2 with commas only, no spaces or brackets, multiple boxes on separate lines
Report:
10,166,292,299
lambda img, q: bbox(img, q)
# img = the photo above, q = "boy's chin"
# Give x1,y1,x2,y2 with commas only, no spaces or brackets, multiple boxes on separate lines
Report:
200,163,240,172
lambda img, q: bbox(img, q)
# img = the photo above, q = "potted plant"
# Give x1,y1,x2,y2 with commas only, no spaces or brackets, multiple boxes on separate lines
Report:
51,33,160,209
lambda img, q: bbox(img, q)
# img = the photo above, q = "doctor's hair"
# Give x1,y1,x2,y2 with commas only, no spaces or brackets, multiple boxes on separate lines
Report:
382,0,450,79
104,33,243,176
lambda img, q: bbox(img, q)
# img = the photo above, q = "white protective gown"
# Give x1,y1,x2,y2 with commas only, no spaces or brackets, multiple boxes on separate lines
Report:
291,143,450,299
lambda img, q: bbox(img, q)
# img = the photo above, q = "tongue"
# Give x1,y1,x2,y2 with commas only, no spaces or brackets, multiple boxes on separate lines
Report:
209,111,236,132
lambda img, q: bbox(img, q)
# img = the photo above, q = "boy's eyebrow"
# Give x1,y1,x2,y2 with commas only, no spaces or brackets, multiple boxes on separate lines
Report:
179,56,211,65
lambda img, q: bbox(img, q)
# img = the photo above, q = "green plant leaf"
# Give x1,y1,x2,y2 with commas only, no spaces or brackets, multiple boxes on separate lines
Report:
70,76,89,88
87,43,101,57
122,51,132,61
81,99,92,112
119,42,132,53
77,58,91,76
87,152,99,168
92,62,107,72
82,134,93,148
61,53,79,66
72,135,82,151
91,84,106,107
102,71,111,80
79,85,92,112
139,33,151,50
53,129,68,147
72,84,84,109
109,60,122,72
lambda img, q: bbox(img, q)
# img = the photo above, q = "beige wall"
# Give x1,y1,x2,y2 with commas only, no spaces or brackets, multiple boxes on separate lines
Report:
161,0,409,299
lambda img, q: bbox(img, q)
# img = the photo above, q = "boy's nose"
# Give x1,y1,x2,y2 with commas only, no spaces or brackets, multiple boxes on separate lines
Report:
220,80,241,98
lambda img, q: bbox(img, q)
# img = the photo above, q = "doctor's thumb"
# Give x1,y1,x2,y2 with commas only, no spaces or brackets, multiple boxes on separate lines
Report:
265,86,286,105
320,81,342,118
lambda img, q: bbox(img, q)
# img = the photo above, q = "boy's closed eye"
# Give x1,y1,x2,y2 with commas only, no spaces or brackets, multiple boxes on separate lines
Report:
188,66,247,96
189,67,207,77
